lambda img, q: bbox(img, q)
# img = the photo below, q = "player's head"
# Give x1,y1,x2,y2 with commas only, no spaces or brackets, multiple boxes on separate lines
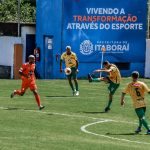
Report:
28,55,35,64
66,46,71,55
103,60,110,68
131,71,139,81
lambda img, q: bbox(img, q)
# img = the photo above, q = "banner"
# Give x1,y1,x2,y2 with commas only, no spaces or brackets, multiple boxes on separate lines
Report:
63,0,147,63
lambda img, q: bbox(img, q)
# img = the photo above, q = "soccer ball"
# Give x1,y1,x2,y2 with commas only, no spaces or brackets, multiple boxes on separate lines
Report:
64,67,72,75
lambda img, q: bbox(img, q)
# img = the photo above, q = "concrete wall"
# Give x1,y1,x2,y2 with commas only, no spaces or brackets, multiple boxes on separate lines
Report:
0,27,35,79
145,39,150,78
0,36,21,78
0,36,149,78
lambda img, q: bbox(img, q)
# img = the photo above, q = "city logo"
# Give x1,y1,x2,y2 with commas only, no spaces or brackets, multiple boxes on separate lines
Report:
80,40,94,55
95,41,129,53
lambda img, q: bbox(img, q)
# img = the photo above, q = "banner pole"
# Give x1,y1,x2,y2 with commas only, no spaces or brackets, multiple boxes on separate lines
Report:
100,45,106,78
100,51,104,78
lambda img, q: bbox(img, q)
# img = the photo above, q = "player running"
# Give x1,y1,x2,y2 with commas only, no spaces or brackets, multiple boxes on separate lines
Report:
88,61,121,112
10,55,45,110
120,71,150,134
60,46,79,96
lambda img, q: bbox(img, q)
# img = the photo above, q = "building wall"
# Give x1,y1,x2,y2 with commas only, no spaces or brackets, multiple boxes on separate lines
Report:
145,39,150,78
0,36,21,78
36,0,147,79
36,0,63,79
21,26,36,63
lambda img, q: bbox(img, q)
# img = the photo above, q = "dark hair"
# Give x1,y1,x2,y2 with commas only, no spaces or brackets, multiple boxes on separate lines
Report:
131,71,139,79
103,61,109,65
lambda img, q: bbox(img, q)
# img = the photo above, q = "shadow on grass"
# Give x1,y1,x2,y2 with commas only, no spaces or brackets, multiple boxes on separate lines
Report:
47,113,54,116
82,111,107,114
106,132,139,135
45,96,73,98
3,107,19,110
2,107,37,111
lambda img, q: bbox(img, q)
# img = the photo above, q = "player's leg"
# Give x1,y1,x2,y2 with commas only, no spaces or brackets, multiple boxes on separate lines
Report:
10,81,27,98
135,107,150,134
135,107,146,133
134,118,142,133
73,78,79,96
88,73,103,82
67,74,75,95
88,73,109,83
105,82,119,112
72,67,79,96
105,93,112,112
32,90,45,110
30,83,44,110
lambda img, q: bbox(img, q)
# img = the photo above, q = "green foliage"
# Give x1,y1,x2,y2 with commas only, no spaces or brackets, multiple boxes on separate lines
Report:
21,2,35,22
0,0,36,22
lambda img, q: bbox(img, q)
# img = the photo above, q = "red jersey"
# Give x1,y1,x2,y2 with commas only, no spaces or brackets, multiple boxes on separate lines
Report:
19,63,36,81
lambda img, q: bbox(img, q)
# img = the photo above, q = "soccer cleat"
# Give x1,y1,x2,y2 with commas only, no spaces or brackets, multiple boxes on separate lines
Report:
135,127,142,134
10,90,16,98
104,107,110,112
75,91,79,96
39,105,45,110
73,90,76,96
88,73,93,82
146,130,150,135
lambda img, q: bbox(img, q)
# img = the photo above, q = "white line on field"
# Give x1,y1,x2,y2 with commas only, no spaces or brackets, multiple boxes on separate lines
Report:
80,120,150,145
0,106,149,145
0,106,99,120
0,106,138,124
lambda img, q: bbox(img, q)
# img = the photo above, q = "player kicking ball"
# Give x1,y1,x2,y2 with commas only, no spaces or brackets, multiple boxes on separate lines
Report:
88,61,121,112
121,71,150,134
10,55,45,110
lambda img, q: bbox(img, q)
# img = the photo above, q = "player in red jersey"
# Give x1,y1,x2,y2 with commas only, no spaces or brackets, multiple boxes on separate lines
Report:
10,55,45,110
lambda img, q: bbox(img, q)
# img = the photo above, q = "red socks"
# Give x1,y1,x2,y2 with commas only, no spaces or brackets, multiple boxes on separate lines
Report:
34,94,41,107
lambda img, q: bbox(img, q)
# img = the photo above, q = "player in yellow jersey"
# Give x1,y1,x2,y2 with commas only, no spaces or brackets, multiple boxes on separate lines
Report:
121,71,150,134
88,61,121,112
60,46,79,96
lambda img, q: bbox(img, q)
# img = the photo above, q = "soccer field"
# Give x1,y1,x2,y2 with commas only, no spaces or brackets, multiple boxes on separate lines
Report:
0,78,150,150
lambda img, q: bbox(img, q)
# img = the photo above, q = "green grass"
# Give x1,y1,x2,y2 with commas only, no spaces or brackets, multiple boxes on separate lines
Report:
0,78,150,150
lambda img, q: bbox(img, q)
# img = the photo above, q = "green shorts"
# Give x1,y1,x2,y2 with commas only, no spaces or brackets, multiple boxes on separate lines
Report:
67,67,77,79
135,107,146,119
107,79,120,95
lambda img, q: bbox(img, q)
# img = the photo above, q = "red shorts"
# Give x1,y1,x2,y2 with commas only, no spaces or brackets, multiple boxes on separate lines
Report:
21,79,37,92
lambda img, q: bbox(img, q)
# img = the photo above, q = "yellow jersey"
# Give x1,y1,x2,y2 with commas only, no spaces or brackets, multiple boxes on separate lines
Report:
61,52,77,68
108,64,121,84
123,81,150,108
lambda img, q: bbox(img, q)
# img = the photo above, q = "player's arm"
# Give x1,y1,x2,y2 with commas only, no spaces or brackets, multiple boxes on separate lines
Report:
60,59,63,73
142,83,150,94
74,53,79,72
76,60,78,68
120,92,126,106
121,85,129,106
75,60,79,73
19,68,29,78
60,53,64,73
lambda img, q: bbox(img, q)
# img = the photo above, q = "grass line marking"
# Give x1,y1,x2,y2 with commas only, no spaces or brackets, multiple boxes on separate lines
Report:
80,120,150,145
1,106,150,145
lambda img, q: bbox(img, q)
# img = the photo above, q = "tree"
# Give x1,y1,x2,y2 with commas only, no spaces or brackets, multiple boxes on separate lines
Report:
0,0,36,22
